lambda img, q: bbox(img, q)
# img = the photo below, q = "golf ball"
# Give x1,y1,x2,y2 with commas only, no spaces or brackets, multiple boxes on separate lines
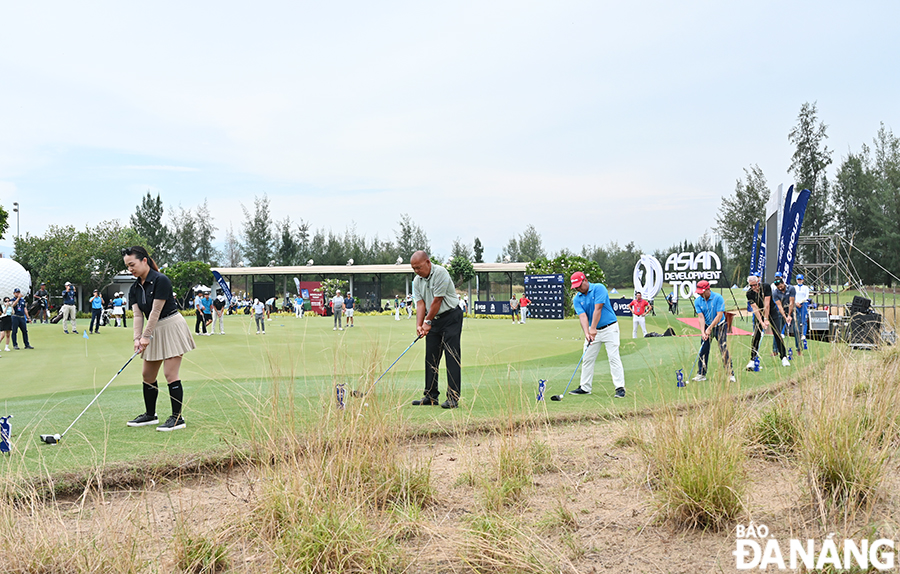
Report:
0,258,31,300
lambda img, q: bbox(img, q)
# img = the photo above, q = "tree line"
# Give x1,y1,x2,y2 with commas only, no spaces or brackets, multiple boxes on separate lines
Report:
715,102,900,285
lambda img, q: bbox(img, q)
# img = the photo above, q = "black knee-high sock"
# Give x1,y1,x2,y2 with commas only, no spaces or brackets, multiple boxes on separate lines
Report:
143,381,159,415
168,380,184,417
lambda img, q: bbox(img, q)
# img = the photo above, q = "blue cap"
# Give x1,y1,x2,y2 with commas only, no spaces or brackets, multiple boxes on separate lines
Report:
774,271,782,277
797,274,804,280
13,288,20,293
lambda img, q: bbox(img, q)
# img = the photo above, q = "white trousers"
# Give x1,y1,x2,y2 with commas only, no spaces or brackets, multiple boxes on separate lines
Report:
632,315,647,338
520,307,527,323
580,323,625,392
213,312,225,334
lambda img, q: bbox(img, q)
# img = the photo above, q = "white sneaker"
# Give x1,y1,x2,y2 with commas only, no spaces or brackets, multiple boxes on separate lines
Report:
339,327,344,331
3,346,8,352
256,330,260,334
691,374,706,382
745,360,755,371
729,375,736,383
781,357,791,367
333,327,337,331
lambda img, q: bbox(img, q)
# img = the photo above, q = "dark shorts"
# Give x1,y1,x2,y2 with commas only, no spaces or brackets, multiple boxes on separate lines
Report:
0,315,10,331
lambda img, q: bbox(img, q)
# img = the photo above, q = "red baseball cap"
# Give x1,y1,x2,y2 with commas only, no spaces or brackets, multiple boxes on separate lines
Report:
695,280,711,293
570,272,586,288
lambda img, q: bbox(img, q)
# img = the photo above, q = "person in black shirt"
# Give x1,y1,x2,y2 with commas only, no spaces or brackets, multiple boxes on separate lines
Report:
212,294,226,334
745,275,778,370
34,283,49,323
123,246,196,432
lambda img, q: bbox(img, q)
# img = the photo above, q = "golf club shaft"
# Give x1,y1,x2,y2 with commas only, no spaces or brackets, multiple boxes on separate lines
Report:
363,335,422,397
559,341,591,397
59,350,141,439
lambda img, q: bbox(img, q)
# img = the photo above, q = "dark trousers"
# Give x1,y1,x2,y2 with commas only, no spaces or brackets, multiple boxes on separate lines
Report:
750,316,765,360
698,322,733,376
195,310,206,333
769,314,787,358
90,309,102,332
424,306,463,401
11,316,29,347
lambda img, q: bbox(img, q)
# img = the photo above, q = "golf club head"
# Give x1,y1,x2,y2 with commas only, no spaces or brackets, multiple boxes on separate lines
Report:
40,434,60,445
550,394,562,401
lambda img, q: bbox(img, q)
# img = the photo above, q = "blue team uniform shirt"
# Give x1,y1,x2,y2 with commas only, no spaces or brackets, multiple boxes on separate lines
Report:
572,282,617,327
694,291,726,327
91,296,103,309
345,296,354,310
62,289,77,305
202,296,213,314
13,297,28,317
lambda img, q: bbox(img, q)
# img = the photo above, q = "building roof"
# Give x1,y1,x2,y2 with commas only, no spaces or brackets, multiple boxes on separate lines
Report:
211,262,528,276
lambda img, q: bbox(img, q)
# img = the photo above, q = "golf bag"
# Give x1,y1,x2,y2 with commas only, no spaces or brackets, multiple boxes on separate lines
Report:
100,308,112,326
50,311,63,324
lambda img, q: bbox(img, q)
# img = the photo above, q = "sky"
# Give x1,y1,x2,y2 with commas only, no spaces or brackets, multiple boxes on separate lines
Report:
1,1,899,263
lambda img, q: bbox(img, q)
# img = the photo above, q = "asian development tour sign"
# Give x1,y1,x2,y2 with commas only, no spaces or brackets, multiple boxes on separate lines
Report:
664,251,723,300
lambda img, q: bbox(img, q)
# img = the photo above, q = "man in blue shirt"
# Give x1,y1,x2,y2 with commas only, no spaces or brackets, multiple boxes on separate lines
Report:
345,292,355,327
693,280,734,382
569,271,626,398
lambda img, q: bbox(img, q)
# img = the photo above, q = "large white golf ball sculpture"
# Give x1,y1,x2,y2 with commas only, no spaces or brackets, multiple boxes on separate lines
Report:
0,257,32,300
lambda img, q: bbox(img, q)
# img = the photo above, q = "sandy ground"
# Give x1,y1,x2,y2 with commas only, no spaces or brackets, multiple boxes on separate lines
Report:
35,402,899,574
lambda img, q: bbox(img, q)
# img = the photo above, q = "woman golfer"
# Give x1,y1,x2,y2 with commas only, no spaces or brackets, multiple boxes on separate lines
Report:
123,246,196,431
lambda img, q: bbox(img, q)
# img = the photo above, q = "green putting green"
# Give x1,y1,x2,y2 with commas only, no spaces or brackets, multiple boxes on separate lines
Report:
0,311,826,477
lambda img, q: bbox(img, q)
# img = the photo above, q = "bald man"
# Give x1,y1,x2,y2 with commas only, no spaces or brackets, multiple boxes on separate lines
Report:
410,250,463,409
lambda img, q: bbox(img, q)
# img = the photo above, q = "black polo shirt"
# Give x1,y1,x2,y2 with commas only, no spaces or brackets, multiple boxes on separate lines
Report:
746,283,772,315
128,268,178,320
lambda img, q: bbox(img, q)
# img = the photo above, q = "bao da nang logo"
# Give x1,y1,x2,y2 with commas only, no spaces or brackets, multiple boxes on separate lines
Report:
733,523,895,571
664,251,722,300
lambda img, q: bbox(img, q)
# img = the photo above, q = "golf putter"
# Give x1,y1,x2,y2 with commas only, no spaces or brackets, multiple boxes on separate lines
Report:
40,347,143,445
550,342,592,401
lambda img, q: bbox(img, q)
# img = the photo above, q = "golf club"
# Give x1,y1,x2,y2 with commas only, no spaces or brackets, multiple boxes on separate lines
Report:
550,342,591,401
352,334,423,398
40,348,142,445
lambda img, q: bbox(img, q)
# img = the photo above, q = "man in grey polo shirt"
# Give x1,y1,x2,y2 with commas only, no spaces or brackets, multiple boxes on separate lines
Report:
410,250,463,409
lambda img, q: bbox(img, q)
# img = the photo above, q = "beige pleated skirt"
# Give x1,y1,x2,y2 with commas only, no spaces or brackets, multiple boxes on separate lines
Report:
143,313,196,361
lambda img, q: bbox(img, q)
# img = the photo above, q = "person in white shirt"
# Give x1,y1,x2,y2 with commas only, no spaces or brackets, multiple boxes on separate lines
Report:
794,274,810,340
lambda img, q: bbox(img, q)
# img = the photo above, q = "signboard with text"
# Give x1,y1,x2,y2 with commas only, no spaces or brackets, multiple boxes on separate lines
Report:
524,274,565,320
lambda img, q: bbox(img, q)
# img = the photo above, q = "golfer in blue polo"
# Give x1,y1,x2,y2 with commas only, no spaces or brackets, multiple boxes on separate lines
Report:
693,280,735,382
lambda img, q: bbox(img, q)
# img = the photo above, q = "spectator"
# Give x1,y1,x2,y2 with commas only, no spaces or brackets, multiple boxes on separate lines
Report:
332,290,345,331
112,292,127,327
201,290,213,335
0,296,12,352
212,294,226,335
628,292,651,338
61,281,78,334
34,282,49,323
194,290,207,336
345,291,355,327
509,295,519,323
88,289,105,334
11,288,34,350
518,293,531,324
253,298,266,334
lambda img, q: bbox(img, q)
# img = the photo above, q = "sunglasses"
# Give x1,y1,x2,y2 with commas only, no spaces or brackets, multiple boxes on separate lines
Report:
121,248,135,256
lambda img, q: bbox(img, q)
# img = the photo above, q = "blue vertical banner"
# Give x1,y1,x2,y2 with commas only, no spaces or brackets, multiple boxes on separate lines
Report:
776,185,795,275
756,226,766,280
749,220,760,276
212,271,233,304
777,187,811,282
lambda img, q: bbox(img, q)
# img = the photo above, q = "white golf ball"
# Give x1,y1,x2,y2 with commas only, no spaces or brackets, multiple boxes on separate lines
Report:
0,258,31,300
364,403,369,407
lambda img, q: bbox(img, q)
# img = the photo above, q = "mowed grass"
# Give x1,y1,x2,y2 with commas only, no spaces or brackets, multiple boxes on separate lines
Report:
0,310,826,477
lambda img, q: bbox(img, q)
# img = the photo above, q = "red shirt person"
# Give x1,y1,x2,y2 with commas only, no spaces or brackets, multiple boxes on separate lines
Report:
517,295,531,323
628,292,652,338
